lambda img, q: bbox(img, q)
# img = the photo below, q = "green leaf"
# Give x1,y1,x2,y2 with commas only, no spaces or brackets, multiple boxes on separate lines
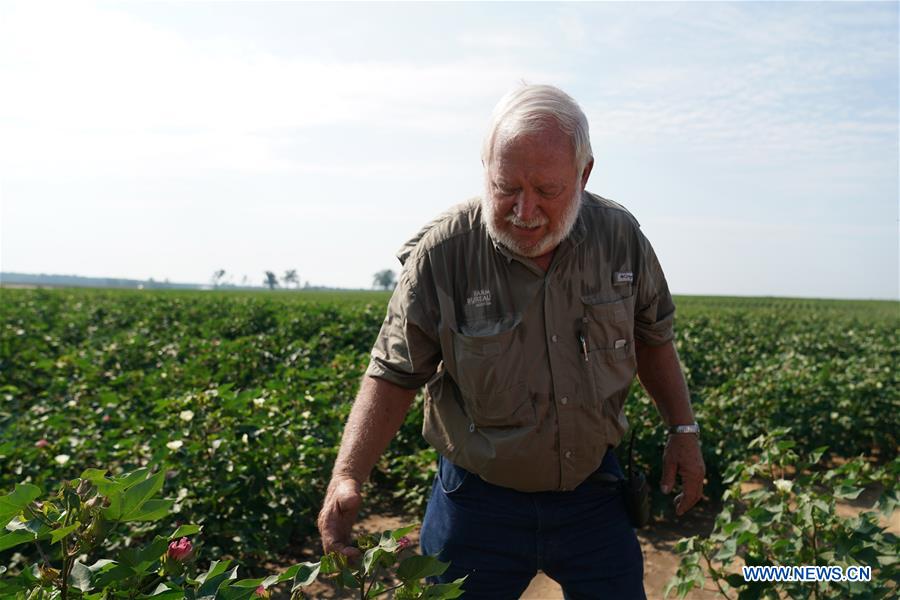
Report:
0,484,42,527
713,539,737,563
338,567,358,589
196,560,232,585
834,485,864,500
81,470,119,498
397,555,450,581
318,553,343,575
419,576,466,600
68,561,93,592
102,490,124,521
215,584,257,600
363,547,390,576
0,530,35,552
808,446,828,464
390,524,417,540
289,562,321,590
149,585,187,599
120,470,165,520
197,564,239,598
124,498,173,522
117,536,168,576
86,559,117,574
170,523,202,539
117,468,150,490
50,521,80,543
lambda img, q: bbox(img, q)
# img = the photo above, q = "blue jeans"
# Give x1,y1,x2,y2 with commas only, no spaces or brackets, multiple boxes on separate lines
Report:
420,449,646,599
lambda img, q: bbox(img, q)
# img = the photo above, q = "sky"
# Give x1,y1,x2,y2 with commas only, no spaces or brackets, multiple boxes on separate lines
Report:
1,1,897,299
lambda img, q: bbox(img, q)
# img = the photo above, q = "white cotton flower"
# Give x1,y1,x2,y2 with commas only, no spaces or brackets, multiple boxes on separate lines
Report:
179,410,194,422
774,479,793,493
166,440,184,451
252,397,266,407
54,454,70,465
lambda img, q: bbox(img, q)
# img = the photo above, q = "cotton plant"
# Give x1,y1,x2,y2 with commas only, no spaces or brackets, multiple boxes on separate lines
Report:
0,467,464,599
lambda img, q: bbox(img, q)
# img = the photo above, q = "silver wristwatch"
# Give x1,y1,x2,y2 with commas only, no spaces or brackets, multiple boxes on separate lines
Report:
668,422,700,435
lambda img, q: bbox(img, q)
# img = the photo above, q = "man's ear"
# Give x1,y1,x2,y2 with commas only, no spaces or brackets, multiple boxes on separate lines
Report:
580,158,594,189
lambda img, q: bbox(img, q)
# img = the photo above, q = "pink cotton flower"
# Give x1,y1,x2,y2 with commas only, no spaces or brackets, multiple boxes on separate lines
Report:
254,585,269,598
35,439,49,449
397,536,412,551
167,537,193,561
102,414,110,423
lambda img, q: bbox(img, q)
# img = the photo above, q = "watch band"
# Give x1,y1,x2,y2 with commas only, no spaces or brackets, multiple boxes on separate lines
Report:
668,422,700,435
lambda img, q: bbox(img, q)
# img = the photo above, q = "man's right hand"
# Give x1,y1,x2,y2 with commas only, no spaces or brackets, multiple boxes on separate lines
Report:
317,476,363,560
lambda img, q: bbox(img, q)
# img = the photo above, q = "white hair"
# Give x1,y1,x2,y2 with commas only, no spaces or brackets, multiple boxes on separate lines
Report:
481,83,593,171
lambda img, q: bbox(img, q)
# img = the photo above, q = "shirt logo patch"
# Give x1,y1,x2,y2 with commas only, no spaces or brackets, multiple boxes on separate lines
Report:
614,271,633,284
466,289,492,308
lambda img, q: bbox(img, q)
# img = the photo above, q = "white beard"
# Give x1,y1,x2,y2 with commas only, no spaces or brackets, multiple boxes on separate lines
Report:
482,187,583,258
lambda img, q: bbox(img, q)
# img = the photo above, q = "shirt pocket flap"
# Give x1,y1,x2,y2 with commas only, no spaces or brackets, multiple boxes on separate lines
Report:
581,293,630,324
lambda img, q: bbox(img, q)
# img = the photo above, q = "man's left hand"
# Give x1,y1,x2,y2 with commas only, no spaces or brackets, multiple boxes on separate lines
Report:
660,433,705,516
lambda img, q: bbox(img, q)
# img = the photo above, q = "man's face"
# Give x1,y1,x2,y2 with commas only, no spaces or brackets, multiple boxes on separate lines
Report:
482,121,592,259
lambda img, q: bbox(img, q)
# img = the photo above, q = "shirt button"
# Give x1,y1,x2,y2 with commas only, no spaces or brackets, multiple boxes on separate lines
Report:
560,396,568,405
551,334,559,343
565,450,572,459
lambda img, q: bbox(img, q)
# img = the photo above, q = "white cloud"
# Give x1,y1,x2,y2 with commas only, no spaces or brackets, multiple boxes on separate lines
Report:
0,2,563,178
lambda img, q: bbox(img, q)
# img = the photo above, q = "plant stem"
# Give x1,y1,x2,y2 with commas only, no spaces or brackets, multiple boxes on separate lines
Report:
60,492,73,600
371,583,405,598
364,564,382,599
700,545,734,600
140,574,164,594
33,540,51,567
358,568,367,600
810,511,819,600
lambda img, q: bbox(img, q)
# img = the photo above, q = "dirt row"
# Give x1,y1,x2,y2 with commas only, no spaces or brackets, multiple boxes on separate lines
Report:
288,485,898,599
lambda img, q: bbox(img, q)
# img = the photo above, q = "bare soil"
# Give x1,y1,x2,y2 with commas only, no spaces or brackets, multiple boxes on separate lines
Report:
283,488,898,600
288,501,723,600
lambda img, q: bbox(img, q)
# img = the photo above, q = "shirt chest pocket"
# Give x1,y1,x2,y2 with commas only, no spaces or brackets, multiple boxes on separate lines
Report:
449,321,531,428
579,293,638,414
580,293,636,361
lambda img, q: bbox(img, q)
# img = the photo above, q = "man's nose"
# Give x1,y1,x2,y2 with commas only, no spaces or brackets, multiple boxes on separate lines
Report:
514,191,539,221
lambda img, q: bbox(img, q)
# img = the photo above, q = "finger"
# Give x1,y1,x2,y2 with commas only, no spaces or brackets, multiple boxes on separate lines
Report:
660,451,678,494
675,489,701,515
674,475,703,515
319,499,359,553
685,469,704,502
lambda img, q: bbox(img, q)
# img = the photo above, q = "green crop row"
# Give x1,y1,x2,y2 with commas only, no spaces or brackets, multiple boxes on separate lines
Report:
1,288,897,577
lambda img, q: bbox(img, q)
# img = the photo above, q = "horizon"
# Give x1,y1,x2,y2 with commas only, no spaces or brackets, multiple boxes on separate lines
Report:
4,270,899,304
1,2,897,301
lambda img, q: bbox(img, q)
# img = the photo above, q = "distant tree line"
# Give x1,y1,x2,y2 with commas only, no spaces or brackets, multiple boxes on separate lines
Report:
1,269,400,292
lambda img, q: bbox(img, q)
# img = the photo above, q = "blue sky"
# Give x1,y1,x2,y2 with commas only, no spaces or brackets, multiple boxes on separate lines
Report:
1,1,897,299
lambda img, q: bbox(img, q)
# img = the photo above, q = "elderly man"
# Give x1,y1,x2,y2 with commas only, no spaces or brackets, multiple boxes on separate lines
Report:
318,84,705,599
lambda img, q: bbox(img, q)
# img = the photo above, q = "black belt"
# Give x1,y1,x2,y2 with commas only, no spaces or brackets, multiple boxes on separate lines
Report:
583,471,626,488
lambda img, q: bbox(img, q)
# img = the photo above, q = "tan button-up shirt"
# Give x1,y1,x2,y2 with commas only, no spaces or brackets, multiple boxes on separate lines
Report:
365,192,675,492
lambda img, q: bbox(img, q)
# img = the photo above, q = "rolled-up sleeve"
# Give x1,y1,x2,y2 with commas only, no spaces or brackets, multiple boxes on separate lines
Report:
633,232,676,346
365,261,441,389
